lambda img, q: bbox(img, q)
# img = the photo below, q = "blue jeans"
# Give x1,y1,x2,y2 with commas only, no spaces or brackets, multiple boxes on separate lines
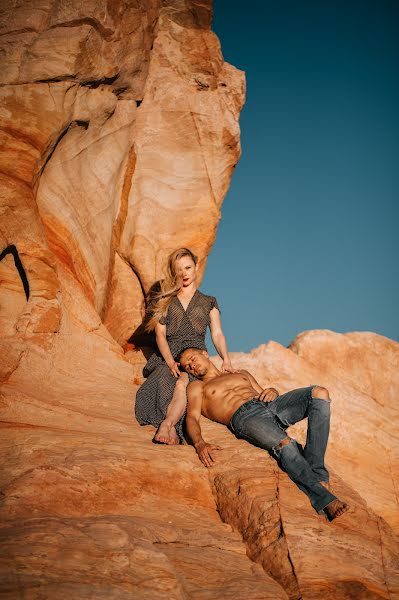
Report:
230,386,336,513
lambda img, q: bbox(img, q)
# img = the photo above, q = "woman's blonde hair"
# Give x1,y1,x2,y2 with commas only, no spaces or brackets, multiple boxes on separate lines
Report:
145,248,198,332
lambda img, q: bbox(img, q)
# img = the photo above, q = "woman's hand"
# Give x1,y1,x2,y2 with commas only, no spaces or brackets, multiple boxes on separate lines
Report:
221,360,236,373
258,387,279,403
168,360,181,378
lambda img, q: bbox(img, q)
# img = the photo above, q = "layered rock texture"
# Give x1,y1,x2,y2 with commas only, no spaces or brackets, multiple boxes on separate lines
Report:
0,1,398,598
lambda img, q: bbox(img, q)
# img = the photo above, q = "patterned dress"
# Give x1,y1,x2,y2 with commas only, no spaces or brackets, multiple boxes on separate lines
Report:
135,290,220,442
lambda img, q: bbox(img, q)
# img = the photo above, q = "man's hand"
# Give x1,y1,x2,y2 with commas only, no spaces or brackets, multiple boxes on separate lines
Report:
258,387,279,402
195,440,223,467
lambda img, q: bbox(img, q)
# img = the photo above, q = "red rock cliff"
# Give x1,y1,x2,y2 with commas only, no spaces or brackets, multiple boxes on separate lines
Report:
0,1,398,598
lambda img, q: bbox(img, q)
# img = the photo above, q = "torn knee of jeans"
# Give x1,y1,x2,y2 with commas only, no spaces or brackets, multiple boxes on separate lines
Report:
311,386,331,401
272,437,292,454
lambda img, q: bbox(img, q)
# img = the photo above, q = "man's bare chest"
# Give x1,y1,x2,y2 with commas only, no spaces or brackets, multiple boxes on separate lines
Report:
203,373,252,400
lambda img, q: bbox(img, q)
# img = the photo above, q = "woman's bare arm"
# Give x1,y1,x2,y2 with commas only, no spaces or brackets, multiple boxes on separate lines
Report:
209,308,234,372
155,322,180,377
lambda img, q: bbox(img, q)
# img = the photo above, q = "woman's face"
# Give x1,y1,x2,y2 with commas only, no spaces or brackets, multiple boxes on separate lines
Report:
175,256,197,287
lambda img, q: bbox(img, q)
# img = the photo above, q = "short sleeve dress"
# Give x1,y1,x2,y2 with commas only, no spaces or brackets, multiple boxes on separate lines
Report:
134,290,220,442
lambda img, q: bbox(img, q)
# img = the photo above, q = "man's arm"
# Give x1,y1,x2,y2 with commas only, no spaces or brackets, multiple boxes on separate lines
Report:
240,369,279,402
186,381,222,467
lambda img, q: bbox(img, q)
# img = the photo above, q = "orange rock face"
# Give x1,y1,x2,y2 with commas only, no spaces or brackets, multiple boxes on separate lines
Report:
211,333,399,597
0,0,398,598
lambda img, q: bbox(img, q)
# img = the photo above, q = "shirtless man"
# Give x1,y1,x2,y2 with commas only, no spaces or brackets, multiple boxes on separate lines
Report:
179,347,349,522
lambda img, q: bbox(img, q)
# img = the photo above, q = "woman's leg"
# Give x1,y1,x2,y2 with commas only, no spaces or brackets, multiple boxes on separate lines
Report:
154,373,189,444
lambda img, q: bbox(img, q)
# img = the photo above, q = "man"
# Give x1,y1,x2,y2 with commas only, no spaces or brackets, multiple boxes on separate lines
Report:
178,347,349,521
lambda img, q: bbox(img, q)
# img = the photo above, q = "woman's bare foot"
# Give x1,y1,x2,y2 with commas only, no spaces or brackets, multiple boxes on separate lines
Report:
167,426,180,445
323,499,349,522
154,421,171,444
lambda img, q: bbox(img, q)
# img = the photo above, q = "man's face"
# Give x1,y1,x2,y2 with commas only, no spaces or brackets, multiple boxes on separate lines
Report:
180,349,209,377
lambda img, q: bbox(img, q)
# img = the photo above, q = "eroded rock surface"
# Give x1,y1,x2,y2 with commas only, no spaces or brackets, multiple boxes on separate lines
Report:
0,426,283,600
211,336,399,598
1,0,244,346
0,0,398,598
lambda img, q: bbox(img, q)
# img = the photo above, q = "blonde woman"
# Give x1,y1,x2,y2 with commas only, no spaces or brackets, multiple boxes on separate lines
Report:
135,248,234,444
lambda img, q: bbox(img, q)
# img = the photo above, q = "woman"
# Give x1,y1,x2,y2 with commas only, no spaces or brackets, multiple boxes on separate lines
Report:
135,247,234,444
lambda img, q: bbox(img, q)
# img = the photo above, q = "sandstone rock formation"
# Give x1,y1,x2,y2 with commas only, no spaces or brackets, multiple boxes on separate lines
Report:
2,335,399,599
0,0,244,349
0,0,398,598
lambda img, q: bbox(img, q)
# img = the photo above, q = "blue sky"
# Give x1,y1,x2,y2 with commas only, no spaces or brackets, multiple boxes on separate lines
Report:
203,0,399,352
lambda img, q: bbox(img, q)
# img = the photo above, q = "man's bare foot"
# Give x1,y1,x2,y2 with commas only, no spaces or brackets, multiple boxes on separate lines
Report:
167,426,180,445
154,421,170,444
320,480,332,493
323,499,349,522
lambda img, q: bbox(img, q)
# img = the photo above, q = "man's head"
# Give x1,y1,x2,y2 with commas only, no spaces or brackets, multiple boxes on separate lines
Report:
178,348,211,378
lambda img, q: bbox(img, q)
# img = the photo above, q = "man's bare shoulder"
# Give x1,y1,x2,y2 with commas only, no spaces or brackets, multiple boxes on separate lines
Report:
187,380,204,392
237,369,253,377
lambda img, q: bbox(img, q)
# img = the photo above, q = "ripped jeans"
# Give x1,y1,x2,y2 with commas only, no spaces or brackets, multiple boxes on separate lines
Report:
230,386,336,513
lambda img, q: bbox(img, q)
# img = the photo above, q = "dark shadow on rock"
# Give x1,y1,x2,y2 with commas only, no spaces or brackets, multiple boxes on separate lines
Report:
126,281,163,361
0,245,30,300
